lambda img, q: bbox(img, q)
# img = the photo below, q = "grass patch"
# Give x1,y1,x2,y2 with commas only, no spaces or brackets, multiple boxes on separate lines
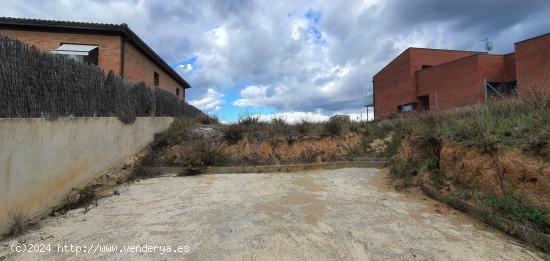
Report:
480,194,550,234
389,158,420,178
450,188,475,201
151,117,197,149
5,209,28,237
54,185,98,214
361,91,549,189
361,90,549,155
196,113,219,125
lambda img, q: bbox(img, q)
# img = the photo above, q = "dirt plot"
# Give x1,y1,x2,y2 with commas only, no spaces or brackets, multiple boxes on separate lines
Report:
1,168,547,260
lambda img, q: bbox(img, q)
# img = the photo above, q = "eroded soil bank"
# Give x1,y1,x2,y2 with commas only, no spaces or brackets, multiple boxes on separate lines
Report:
1,168,546,260
440,140,550,210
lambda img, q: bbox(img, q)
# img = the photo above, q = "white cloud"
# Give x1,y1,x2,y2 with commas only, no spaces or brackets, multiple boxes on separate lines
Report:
257,111,373,124
178,64,194,72
188,88,224,113
206,26,229,47
233,85,270,107
240,85,268,98
3,0,550,117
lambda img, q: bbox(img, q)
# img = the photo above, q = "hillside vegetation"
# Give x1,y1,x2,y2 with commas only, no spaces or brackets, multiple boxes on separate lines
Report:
146,91,549,240
360,90,549,239
146,114,368,173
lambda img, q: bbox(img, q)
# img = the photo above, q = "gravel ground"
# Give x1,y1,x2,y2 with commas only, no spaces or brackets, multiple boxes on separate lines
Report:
0,168,547,260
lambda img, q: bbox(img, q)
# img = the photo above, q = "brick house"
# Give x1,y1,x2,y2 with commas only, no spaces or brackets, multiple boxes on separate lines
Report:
373,33,550,119
0,17,190,100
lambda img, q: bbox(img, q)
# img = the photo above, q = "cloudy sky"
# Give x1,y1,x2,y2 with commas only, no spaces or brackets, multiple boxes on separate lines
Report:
2,0,550,122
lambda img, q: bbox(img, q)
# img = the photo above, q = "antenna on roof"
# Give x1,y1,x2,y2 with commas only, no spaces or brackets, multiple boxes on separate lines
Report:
483,38,493,53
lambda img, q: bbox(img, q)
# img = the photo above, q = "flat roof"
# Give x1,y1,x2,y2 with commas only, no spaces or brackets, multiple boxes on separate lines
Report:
514,32,550,45
416,52,515,73
0,17,191,89
373,47,485,78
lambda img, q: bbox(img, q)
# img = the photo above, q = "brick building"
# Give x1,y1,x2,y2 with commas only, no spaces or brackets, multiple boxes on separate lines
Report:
0,17,190,100
373,33,550,119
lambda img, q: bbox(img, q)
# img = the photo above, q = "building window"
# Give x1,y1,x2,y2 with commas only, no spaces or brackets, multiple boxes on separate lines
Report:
417,95,429,111
398,103,416,113
154,72,159,86
176,88,180,98
51,43,99,65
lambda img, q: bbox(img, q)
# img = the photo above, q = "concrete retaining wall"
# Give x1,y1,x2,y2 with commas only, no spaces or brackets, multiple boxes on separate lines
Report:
0,117,173,234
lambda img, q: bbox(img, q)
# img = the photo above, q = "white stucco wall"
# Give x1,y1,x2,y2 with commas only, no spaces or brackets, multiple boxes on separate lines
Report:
0,117,173,234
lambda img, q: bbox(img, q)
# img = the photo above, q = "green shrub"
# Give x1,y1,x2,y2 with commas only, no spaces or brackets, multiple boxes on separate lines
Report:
196,113,219,125
189,139,230,167
238,112,260,125
151,118,196,149
295,119,315,136
324,118,344,136
390,158,420,178
223,124,246,144
450,189,475,201
481,194,550,234
382,130,403,158
426,159,445,186
270,116,287,125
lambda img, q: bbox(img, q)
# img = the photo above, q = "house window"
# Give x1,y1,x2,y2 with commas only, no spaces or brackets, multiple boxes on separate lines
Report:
417,95,429,111
51,44,99,65
154,72,160,86
398,103,416,113
176,88,180,98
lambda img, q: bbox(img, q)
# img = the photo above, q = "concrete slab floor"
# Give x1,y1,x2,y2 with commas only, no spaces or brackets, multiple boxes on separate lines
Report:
0,168,547,260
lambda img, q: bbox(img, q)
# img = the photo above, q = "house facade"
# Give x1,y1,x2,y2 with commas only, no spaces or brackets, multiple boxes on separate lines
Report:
0,17,190,100
373,33,550,119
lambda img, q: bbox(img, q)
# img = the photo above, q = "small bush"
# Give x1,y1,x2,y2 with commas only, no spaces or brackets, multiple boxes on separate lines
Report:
450,189,475,201
188,139,230,167
266,117,292,137
238,112,260,125
53,185,98,214
223,124,246,144
270,116,287,125
171,138,230,175
324,118,344,136
6,209,27,237
299,147,322,163
382,131,403,158
426,158,445,187
295,119,314,135
151,118,196,149
481,194,550,234
196,113,219,125
390,158,420,178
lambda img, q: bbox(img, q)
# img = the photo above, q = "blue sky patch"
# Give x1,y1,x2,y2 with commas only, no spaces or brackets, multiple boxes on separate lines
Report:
308,26,325,44
305,9,321,24
171,56,198,69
